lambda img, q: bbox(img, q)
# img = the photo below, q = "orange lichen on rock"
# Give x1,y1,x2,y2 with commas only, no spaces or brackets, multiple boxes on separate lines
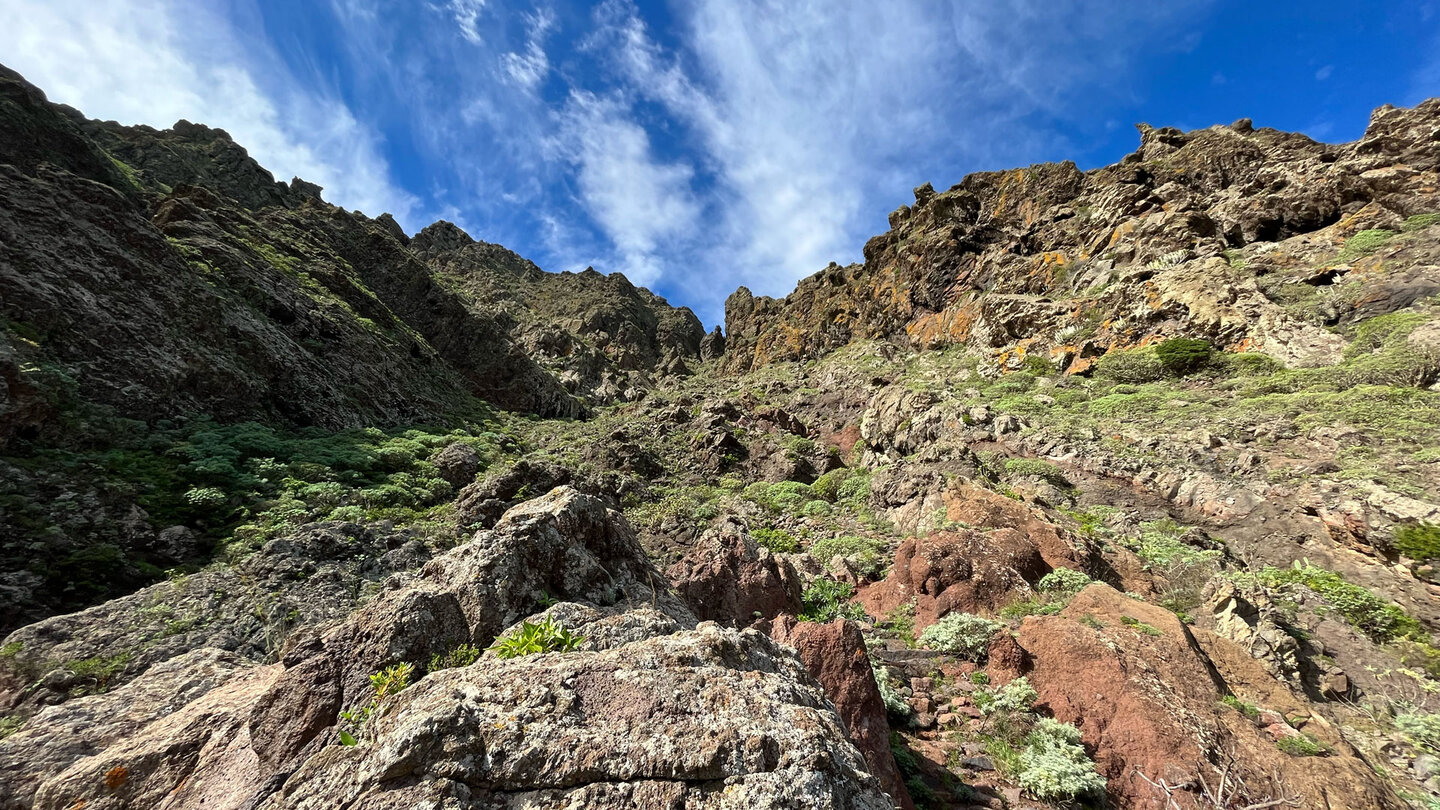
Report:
104,766,128,789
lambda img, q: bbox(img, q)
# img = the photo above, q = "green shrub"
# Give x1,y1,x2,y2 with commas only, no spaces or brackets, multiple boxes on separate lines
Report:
1403,213,1440,233
1095,348,1166,383
1003,457,1070,487
1119,615,1163,636
1336,228,1396,262
489,618,586,659
1018,718,1106,801
339,661,415,745
1397,711,1440,753
809,535,887,579
873,663,912,718
182,486,228,510
800,499,833,517
977,676,1039,716
999,598,1063,619
1255,562,1422,643
1037,568,1092,594
1155,337,1213,376
1220,694,1261,720
1395,523,1440,563
1275,733,1329,757
429,643,483,671
918,613,1002,661
752,527,800,554
800,578,867,622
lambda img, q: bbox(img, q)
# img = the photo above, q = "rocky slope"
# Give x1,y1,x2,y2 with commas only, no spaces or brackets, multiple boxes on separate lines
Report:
4,60,1440,809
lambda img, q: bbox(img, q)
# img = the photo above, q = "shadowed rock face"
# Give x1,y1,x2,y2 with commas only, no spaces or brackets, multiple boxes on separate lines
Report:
0,62,701,443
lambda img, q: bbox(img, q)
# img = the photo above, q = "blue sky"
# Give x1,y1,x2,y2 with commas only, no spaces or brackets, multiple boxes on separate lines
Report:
2,1,1438,327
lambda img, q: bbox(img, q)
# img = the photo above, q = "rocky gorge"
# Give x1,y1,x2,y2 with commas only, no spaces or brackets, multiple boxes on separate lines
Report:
2,60,1440,809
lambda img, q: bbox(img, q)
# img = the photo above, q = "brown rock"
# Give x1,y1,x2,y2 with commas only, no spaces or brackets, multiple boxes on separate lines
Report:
667,520,803,626
771,615,915,810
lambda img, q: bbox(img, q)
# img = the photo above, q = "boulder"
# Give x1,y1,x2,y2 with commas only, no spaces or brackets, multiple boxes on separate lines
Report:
770,616,915,810
667,521,804,626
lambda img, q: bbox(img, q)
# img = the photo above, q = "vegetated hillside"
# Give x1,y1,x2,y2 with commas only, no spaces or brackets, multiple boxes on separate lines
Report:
2,58,1440,810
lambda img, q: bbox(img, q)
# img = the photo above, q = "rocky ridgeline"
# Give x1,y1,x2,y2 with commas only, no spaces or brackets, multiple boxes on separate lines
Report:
724,100,1439,374
4,59,1440,810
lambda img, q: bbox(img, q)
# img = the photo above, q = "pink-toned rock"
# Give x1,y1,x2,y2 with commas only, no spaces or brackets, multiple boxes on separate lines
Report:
771,615,915,810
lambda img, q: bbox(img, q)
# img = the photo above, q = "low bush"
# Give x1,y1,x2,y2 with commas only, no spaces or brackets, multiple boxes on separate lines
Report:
1155,337,1213,376
873,663,911,718
1255,562,1423,643
977,676,1039,716
1395,523,1440,563
1397,711,1440,753
1003,457,1070,487
1275,733,1330,757
1336,228,1395,262
429,643,483,671
1095,348,1166,383
752,527,800,554
339,661,414,745
918,612,1001,661
809,535,887,579
1036,568,1093,594
1018,718,1107,801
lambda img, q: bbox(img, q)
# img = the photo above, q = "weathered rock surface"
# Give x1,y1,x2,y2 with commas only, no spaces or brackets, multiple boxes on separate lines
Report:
771,616,914,810
1016,583,1405,810
722,99,1440,374
667,520,804,626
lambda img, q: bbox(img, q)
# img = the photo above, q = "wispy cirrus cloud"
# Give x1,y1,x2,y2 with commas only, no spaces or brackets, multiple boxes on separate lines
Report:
0,0,420,229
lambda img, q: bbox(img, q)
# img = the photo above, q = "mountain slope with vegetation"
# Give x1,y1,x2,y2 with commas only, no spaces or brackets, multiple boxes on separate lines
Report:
2,61,1440,809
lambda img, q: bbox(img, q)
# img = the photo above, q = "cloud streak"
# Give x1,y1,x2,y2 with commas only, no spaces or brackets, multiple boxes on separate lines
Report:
0,0,419,228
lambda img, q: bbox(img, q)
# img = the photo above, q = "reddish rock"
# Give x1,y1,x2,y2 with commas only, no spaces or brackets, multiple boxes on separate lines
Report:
771,615,915,810
1016,583,1407,810
667,520,803,626
984,631,1030,683
858,527,1048,630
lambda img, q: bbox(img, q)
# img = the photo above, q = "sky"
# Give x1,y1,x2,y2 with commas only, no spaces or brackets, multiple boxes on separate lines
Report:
2,1,1438,328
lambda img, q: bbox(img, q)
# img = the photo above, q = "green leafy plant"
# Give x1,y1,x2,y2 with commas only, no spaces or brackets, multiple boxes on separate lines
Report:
1336,228,1395,262
918,612,1002,661
1397,711,1440,754
1395,523,1440,563
1017,718,1107,801
1275,733,1329,757
1403,213,1440,232
1003,457,1070,487
429,643,483,671
752,527,799,554
809,535,887,579
873,663,912,718
976,676,1039,716
1220,694,1261,720
1119,615,1164,637
1154,337,1213,376
489,617,586,659
799,578,867,623
1251,562,1422,643
1036,568,1092,594
339,661,415,745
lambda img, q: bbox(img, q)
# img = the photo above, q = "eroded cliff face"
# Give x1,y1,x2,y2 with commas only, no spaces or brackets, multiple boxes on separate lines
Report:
723,102,1440,376
3,59,1440,810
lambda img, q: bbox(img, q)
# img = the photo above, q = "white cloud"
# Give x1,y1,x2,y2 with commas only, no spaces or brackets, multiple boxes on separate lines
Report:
0,0,419,229
1316,64,1334,81
501,11,554,91
547,91,701,286
448,0,489,45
